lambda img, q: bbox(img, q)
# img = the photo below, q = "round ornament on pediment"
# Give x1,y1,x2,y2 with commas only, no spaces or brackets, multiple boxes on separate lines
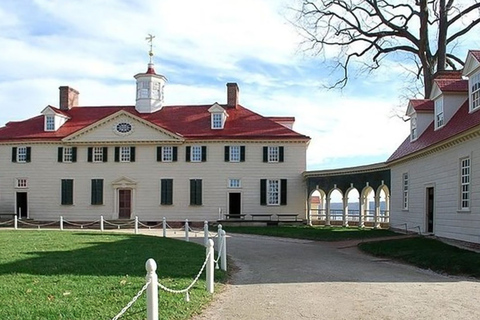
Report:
114,122,134,135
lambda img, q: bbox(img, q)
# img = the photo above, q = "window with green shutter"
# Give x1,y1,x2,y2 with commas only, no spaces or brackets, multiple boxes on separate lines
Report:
190,179,202,205
160,179,173,205
61,179,74,205
91,179,104,205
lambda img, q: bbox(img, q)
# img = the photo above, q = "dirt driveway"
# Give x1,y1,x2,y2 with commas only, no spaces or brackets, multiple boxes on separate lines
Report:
191,233,480,320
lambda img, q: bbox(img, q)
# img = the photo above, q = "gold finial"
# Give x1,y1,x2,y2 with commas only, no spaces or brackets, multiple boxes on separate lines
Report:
146,34,155,63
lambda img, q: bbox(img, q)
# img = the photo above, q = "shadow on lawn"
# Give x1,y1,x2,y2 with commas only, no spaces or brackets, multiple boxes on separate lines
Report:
0,232,207,278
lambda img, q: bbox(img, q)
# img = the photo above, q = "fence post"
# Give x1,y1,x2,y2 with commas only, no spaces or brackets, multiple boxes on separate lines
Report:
145,259,158,320
135,216,139,234
60,216,64,231
220,229,227,271
216,224,223,249
185,219,189,242
203,221,209,247
206,239,214,294
100,216,104,232
162,217,166,237
14,215,18,230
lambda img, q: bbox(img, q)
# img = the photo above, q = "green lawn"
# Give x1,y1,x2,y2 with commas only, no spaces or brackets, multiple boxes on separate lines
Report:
223,225,398,241
0,231,226,320
359,237,480,279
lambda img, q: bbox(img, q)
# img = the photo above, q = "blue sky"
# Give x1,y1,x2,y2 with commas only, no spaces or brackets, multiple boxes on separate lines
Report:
1,0,478,170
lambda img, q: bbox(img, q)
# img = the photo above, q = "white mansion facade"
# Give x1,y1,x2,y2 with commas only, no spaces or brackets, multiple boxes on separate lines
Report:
0,61,310,222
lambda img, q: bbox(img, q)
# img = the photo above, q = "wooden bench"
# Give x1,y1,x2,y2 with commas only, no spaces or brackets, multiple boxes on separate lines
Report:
224,214,247,220
250,213,273,220
276,213,300,221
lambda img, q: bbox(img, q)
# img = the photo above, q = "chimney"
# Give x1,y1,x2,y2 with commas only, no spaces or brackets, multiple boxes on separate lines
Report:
226,83,239,108
59,86,79,110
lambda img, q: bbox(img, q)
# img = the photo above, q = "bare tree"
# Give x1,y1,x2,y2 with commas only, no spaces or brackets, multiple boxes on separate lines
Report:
294,0,480,97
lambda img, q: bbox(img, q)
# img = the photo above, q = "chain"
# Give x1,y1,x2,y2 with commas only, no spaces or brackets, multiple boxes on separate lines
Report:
17,220,58,227
0,219,14,226
158,250,212,294
111,279,151,320
63,220,99,228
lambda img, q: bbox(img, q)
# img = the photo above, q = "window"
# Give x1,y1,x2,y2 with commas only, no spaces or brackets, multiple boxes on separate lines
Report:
410,116,417,141
263,146,284,163
157,146,177,162
225,146,245,162
45,115,55,131
402,173,409,210
61,179,74,205
228,179,241,188
260,179,287,206
160,179,173,205
460,157,470,210
212,113,224,129
435,98,444,128
115,147,135,162
58,147,77,163
12,147,31,163
88,147,108,162
16,178,27,188
190,179,202,205
137,81,149,99
91,179,104,205
186,146,206,162
471,73,480,111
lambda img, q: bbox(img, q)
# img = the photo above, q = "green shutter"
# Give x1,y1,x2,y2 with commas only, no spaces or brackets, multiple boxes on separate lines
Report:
87,147,93,162
260,179,267,205
12,147,17,162
186,146,191,162
280,179,287,205
190,179,195,204
263,147,268,162
26,147,31,162
225,146,230,162
58,147,63,162
61,179,73,205
103,147,108,162
240,146,245,162
279,147,284,162
190,179,202,205
196,180,202,205
172,147,178,162
157,147,162,162
161,179,173,205
114,147,120,162
91,179,103,205
201,146,207,162
130,147,135,162
72,147,77,162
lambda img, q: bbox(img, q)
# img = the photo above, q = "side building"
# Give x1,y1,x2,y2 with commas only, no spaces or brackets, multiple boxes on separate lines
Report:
0,61,310,222
387,50,480,244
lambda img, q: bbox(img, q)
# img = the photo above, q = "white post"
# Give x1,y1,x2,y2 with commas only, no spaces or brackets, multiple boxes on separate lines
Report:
206,239,214,294
135,216,139,234
220,230,227,271
60,216,64,231
203,221,209,247
100,216,104,232
185,219,189,242
14,215,18,230
162,217,167,237
145,259,158,320
217,224,223,250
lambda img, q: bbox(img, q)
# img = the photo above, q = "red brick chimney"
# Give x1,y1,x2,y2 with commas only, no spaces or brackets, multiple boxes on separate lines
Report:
226,83,239,108
59,86,79,110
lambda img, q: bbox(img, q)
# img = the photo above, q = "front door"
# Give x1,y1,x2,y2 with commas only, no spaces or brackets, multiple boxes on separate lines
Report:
228,193,241,218
16,192,28,219
118,190,132,219
426,187,434,233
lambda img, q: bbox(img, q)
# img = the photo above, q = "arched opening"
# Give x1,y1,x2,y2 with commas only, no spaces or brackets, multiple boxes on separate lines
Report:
346,188,360,224
309,189,326,224
377,185,390,225
328,188,344,223
362,186,375,223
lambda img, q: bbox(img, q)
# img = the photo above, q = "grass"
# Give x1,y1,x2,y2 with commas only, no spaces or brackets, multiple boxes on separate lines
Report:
0,230,226,320
223,225,398,241
358,237,480,279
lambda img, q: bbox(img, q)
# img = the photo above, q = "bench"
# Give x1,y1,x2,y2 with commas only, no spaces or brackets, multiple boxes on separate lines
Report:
250,213,273,220
276,213,300,221
224,214,247,220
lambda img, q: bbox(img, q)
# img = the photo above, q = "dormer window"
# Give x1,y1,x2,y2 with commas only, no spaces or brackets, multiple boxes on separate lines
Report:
45,115,55,131
434,98,444,129
208,103,228,129
212,113,224,129
471,73,480,112
410,116,417,141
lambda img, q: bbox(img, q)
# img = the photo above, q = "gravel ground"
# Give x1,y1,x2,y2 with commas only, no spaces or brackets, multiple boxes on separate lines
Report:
189,233,480,320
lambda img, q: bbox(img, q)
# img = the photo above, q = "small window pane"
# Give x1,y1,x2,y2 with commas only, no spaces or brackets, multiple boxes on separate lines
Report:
230,146,240,162
268,147,279,162
17,147,27,162
63,147,73,162
228,179,241,188
120,146,131,162
93,147,103,162
191,146,202,162
267,179,279,205
162,146,173,162
46,115,55,130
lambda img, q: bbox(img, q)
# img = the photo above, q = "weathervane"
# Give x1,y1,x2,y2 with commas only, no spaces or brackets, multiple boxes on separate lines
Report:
146,34,155,63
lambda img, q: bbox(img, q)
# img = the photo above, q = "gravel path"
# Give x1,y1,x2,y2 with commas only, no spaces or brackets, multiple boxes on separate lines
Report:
191,233,480,320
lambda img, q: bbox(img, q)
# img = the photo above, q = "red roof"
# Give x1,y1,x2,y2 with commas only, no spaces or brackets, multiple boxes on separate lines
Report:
0,104,310,142
433,70,463,80
434,78,468,92
410,99,434,113
470,50,480,62
387,101,480,163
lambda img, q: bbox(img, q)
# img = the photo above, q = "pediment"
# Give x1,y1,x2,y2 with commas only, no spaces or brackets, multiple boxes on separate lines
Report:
63,110,184,144
208,103,227,114
463,52,480,77
405,102,415,117
429,83,442,100
111,176,137,187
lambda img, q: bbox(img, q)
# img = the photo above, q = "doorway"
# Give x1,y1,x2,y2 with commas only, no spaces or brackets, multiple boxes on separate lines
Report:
426,187,434,233
16,192,28,219
118,189,132,219
228,193,241,218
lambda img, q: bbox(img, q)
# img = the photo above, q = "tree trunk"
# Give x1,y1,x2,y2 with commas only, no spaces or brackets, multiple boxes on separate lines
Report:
437,0,448,72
